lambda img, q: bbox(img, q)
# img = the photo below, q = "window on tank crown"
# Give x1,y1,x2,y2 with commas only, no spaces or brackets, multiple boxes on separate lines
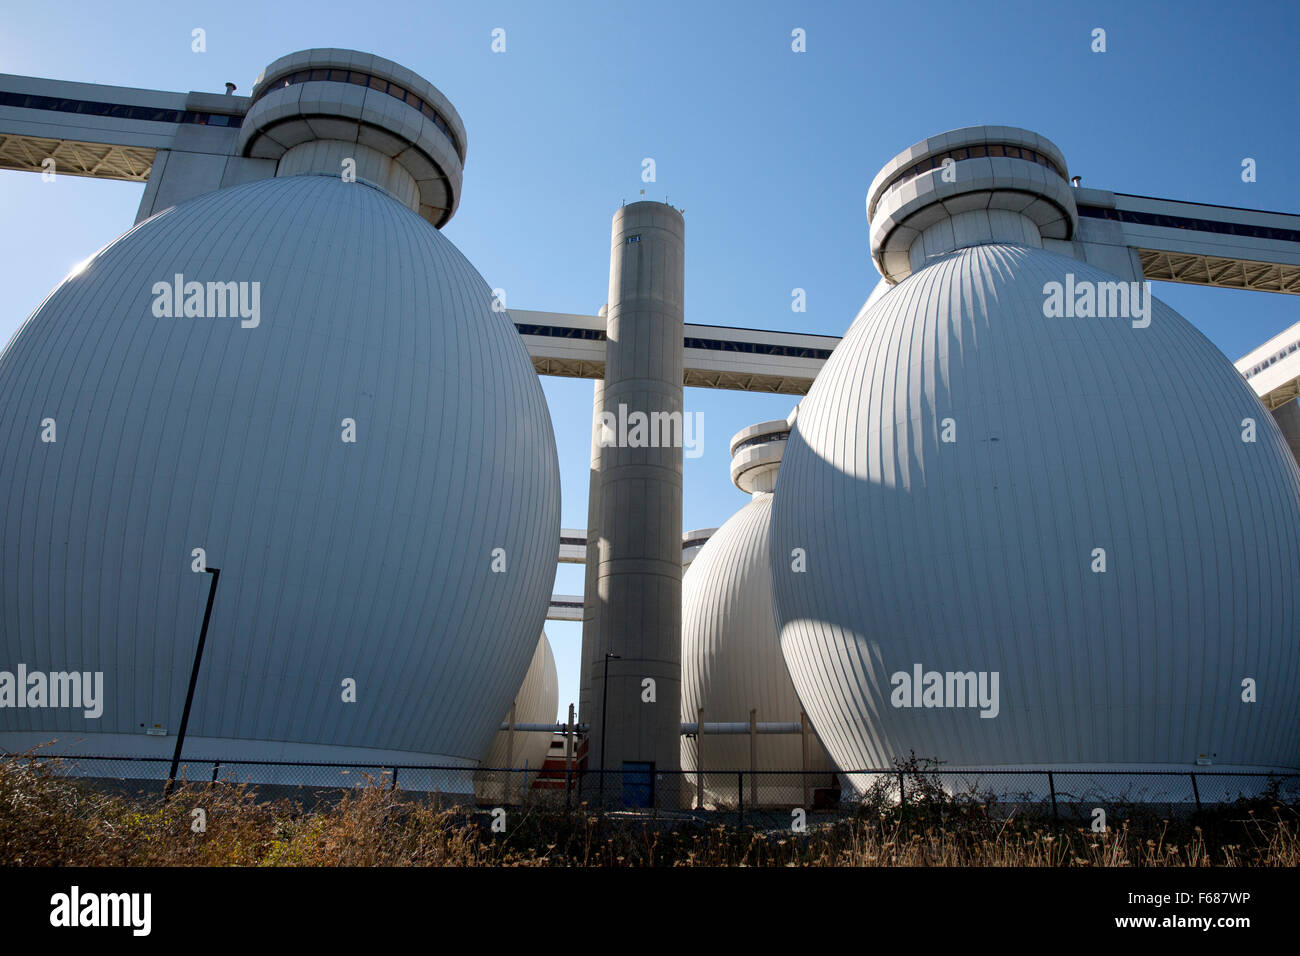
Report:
877,143,1064,203
257,68,463,158
732,432,790,454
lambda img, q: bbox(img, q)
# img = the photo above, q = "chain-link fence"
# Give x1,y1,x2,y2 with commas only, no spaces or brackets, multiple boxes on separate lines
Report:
6,752,1297,829
837,767,1300,822
4,753,487,805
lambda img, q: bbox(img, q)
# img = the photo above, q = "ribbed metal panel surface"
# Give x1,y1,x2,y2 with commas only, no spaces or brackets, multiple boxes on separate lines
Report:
681,494,833,779
480,632,558,773
771,243,1300,774
0,174,560,764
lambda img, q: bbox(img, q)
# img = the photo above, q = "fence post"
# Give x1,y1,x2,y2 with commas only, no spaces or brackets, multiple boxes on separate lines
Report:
1190,772,1201,812
211,760,220,784
696,706,705,811
165,565,221,800
898,771,905,807
738,771,744,827
564,703,575,811
1047,771,1058,821
505,701,517,804
800,709,811,810
748,708,758,809
391,766,399,791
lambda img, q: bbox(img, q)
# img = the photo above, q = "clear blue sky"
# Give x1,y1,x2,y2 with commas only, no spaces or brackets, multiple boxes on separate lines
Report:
2,0,1297,720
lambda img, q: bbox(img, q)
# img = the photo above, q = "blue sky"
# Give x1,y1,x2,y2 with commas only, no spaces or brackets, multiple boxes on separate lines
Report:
2,0,1297,719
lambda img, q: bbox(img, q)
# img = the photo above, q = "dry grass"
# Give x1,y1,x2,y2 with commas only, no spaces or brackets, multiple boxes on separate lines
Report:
2,752,1296,867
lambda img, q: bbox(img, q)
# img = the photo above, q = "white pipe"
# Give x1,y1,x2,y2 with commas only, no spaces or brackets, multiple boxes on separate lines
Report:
498,722,588,732
680,722,803,735
499,721,804,734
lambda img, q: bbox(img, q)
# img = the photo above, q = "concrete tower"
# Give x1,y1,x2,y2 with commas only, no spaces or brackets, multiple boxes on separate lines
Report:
585,201,685,806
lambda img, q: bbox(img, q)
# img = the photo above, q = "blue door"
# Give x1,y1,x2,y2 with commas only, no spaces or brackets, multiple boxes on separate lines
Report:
622,761,653,807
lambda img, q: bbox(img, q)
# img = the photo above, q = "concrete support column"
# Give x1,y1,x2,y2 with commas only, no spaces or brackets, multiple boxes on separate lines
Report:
578,374,605,731
1271,397,1300,469
587,202,685,807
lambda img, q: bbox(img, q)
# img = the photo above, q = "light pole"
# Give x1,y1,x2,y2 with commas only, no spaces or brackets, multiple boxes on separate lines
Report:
598,652,620,803
165,566,221,798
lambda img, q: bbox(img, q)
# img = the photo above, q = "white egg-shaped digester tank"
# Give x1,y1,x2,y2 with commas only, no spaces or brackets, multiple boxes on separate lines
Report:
0,51,561,778
681,420,837,808
475,632,559,803
771,126,1300,794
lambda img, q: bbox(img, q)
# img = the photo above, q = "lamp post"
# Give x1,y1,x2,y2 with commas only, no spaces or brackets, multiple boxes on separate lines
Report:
598,652,620,803
165,566,221,798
